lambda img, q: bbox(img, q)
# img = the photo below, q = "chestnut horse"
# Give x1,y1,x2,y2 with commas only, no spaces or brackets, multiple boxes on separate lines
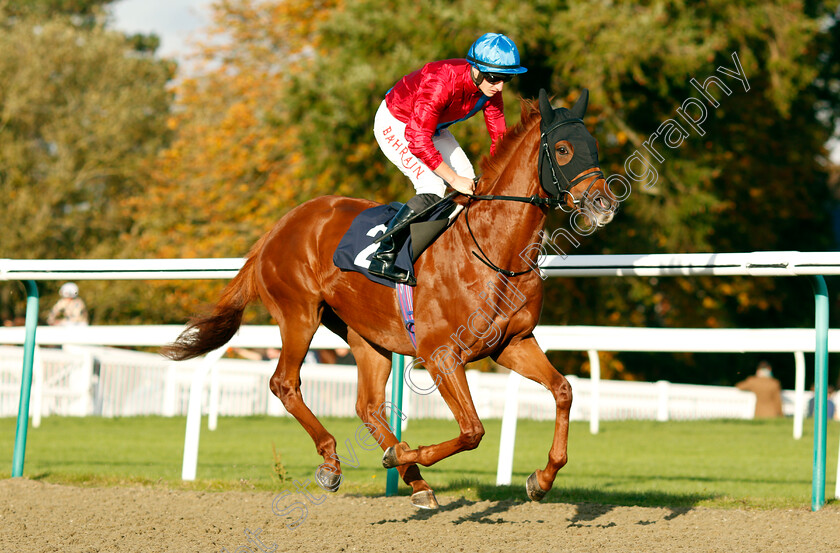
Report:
162,89,615,509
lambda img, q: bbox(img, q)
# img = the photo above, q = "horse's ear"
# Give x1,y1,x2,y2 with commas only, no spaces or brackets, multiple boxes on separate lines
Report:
539,89,555,123
570,88,589,119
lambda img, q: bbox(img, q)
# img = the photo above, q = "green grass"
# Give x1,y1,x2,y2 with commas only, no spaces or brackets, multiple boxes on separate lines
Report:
1,415,837,509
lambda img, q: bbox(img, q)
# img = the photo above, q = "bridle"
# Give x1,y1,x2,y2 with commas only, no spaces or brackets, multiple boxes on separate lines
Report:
463,118,604,277
462,118,604,207
538,117,604,212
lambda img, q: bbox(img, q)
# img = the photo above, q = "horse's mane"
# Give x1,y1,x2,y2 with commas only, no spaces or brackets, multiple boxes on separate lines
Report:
478,98,541,183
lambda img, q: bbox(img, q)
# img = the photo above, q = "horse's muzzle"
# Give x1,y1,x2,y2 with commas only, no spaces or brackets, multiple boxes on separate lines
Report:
576,189,616,231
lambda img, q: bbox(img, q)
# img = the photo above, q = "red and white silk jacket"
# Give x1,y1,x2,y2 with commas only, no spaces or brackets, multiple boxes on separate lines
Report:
384,59,506,170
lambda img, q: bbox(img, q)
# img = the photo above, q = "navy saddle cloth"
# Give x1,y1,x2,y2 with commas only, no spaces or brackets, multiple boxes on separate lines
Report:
333,200,456,288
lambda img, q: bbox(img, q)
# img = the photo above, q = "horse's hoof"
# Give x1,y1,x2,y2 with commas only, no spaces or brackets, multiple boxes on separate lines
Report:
382,446,399,469
526,471,548,502
316,465,342,492
410,490,439,510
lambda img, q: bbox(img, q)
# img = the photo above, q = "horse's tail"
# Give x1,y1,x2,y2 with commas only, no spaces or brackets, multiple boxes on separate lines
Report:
160,235,268,361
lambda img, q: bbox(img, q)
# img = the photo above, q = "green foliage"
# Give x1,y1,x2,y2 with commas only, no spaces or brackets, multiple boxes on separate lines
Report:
1,0,113,18
537,0,839,383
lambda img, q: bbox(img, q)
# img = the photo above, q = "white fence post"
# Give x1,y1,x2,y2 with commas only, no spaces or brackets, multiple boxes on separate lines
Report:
77,348,94,416
656,380,670,422
208,364,220,431
588,350,600,434
566,374,581,420
496,370,522,486
836,430,840,500
793,351,805,440
181,346,227,481
30,346,43,428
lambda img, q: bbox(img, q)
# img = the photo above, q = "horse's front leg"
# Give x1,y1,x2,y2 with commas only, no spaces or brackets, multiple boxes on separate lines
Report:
495,334,572,501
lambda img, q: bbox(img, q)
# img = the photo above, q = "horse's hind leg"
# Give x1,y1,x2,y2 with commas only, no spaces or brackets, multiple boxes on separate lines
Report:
267,301,343,492
346,328,437,508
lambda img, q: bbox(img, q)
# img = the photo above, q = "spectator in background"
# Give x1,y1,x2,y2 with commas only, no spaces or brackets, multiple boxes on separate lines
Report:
807,385,837,420
47,282,89,326
736,361,783,418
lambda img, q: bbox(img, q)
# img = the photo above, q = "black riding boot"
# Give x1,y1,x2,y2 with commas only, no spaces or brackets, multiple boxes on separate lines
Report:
368,203,419,286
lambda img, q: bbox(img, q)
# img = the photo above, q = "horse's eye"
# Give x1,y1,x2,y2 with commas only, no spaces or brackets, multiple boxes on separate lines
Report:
557,146,568,155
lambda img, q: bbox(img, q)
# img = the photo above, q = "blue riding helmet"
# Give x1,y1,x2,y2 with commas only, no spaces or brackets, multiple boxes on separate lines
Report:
466,33,528,75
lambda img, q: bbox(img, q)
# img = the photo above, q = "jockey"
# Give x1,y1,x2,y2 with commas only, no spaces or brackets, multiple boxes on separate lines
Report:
369,32,527,285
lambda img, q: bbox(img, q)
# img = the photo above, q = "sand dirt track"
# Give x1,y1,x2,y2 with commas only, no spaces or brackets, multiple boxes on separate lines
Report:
1,479,837,552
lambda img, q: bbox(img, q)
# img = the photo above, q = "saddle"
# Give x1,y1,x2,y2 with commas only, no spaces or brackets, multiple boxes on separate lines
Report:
333,198,460,288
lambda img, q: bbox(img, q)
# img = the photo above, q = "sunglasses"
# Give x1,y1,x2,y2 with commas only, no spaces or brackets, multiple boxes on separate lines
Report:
484,73,513,84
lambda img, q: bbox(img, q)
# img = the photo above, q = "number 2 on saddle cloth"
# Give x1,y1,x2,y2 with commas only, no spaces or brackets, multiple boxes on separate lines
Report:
332,200,460,348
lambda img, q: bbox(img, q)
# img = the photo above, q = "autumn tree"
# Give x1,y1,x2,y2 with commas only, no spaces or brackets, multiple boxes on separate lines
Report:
0,2,172,322
111,0,342,323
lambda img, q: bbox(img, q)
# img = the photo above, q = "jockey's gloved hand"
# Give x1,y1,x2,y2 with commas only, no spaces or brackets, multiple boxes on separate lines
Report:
449,175,476,195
